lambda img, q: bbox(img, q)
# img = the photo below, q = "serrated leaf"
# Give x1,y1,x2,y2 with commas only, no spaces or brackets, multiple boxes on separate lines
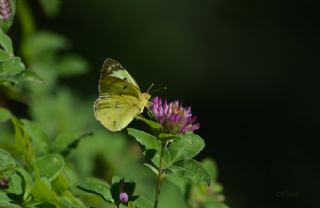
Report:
53,132,92,156
168,159,211,185
0,28,13,55
0,107,11,123
77,178,113,203
35,154,65,181
0,148,16,171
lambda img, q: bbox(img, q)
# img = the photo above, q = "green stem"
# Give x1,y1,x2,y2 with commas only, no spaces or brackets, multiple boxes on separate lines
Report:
153,141,166,208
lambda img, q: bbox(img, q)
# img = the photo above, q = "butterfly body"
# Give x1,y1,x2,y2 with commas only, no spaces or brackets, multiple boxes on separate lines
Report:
94,58,150,131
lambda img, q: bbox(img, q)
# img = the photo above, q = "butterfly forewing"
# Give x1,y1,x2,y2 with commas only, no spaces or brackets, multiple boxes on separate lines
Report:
98,59,141,99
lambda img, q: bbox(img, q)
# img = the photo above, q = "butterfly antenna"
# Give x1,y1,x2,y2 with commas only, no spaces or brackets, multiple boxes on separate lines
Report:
147,83,154,93
149,86,167,94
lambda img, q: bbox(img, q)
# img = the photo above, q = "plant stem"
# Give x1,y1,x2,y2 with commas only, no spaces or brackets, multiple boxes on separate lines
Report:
153,141,166,208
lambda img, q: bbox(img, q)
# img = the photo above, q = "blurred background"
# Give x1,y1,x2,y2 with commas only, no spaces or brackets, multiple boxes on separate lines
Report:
11,0,319,208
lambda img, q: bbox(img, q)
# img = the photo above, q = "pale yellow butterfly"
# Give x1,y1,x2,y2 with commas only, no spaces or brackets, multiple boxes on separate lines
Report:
94,58,150,131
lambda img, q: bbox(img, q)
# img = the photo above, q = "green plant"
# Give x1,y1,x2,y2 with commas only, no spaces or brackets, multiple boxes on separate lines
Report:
0,1,228,208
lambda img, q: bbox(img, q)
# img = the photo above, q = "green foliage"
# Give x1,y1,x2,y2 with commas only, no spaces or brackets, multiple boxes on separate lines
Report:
0,0,228,208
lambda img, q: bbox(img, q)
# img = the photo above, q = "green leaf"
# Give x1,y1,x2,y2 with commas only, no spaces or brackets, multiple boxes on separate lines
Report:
16,70,43,83
23,31,67,61
166,133,205,166
0,28,13,55
30,178,58,203
57,54,88,77
135,116,162,130
203,200,229,208
15,167,34,201
0,49,11,62
52,173,68,195
127,128,160,152
202,158,218,183
35,154,65,181
5,173,23,195
168,159,211,185
53,132,92,156
21,119,49,156
0,148,16,171
0,57,25,77
38,0,62,17
77,178,113,203
0,191,22,207
59,191,86,208
0,107,11,123
143,163,159,175
11,116,34,164
134,196,153,208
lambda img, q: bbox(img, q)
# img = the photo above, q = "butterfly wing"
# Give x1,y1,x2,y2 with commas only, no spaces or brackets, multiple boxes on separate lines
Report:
94,58,149,131
94,94,147,131
98,58,141,98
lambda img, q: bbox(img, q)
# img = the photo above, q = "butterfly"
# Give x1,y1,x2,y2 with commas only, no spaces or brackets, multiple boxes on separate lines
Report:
94,58,151,131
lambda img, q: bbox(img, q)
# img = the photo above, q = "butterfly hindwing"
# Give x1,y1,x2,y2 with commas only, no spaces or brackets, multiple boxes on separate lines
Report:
94,94,145,131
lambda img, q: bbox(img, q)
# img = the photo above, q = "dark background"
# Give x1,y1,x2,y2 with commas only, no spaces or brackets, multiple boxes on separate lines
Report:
32,1,319,208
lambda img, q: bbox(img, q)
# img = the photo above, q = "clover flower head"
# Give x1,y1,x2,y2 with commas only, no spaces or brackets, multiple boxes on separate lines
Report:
150,96,200,134
119,192,129,203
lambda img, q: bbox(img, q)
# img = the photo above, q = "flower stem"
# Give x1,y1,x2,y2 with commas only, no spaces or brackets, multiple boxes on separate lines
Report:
153,141,166,208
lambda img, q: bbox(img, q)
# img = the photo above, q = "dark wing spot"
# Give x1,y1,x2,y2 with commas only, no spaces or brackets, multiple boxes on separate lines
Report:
122,85,127,90
113,121,117,127
123,77,127,81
